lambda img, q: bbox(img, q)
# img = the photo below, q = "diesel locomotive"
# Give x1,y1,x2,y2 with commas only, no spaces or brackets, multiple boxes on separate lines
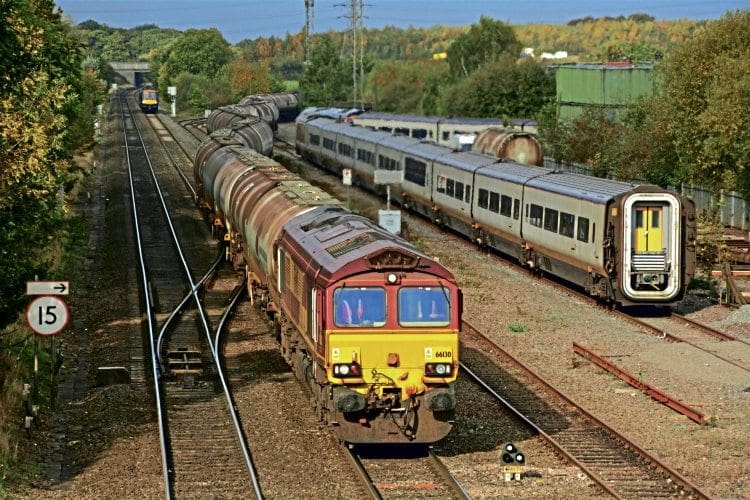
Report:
194,140,462,444
295,112,697,306
139,85,159,114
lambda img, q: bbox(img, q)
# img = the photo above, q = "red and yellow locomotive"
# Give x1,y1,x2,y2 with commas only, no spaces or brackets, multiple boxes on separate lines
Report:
194,143,462,444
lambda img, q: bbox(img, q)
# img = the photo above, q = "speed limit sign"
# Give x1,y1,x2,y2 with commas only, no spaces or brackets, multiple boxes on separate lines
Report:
26,296,69,336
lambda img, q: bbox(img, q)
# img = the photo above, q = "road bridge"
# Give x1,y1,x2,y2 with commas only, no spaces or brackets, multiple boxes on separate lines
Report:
108,61,151,86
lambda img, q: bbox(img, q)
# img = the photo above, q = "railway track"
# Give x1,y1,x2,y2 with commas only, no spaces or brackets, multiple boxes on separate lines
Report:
119,91,261,498
345,446,470,499
459,320,710,499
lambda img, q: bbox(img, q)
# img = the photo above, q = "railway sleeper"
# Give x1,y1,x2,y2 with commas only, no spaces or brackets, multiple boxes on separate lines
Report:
165,348,203,375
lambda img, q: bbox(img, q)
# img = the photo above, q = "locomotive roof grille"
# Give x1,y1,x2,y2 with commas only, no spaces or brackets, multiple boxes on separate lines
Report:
326,232,377,258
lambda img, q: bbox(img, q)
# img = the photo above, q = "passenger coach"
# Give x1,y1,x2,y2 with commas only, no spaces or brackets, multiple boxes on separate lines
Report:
296,113,696,306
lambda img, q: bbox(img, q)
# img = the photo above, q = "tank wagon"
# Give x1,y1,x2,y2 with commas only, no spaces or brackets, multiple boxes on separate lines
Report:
139,85,159,113
241,92,300,122
472,126,544,167
207,101,279,133
295,114,697,306
194,141,462,444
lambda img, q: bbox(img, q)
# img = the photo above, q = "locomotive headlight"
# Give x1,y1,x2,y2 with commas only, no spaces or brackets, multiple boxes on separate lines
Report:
425,363,452,376
387,273,398,284
333,363,361,378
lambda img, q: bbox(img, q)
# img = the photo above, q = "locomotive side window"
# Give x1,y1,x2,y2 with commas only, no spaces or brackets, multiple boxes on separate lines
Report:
500,195,512,217
529,204,543,227
577,217,589,242
334,287,386,327
404,157,426,186
398,286,450,327
309,134,320,146
544,208,559,232
378,154,399,171
489,192,500,213
560,212,575,238
478,189,489,209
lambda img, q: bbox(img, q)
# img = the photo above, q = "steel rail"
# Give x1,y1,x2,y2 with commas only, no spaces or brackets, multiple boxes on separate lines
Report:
131,92,263,499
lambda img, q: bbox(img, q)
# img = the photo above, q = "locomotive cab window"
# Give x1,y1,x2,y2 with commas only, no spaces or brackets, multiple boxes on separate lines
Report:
309,134,320,146
334,287,386,327
398,286,450,327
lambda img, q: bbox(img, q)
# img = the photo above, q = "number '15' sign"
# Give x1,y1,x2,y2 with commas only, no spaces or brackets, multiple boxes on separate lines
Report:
26,296,69,336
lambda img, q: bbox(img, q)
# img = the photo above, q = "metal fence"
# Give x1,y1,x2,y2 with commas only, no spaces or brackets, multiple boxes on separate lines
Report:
543,158,750,231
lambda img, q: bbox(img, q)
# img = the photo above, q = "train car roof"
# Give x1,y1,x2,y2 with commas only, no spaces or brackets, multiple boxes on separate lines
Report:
476,162,554,184
525,170,644,203
281,206,454,283
354,112,441,125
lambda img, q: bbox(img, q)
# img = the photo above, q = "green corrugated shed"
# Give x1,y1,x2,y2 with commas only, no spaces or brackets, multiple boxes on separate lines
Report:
556,63,653,120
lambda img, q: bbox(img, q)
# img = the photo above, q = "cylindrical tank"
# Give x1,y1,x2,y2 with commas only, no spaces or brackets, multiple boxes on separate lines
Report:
472,127,543,166
207,102,279,132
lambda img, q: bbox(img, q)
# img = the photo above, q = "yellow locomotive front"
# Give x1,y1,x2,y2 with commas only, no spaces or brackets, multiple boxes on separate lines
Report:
323,271,460,444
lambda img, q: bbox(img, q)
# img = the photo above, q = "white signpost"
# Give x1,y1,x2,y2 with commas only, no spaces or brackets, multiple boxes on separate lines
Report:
373,169,404,235
342,168,352,186
26,281,69,296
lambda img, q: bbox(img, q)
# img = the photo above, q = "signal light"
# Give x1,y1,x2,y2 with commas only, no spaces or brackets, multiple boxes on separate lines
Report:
500,443,526,481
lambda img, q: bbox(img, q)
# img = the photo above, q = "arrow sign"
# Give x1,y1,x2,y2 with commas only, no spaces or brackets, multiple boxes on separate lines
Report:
26,281,69,296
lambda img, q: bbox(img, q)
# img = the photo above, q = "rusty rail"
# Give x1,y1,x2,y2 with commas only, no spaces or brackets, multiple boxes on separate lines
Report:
572,342,705,424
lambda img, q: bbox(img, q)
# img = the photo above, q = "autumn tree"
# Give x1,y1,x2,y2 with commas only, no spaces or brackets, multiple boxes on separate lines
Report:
621,10,750,193
0,0,99,326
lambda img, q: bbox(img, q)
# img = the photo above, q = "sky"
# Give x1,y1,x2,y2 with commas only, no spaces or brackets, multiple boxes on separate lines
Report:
54,0,749,44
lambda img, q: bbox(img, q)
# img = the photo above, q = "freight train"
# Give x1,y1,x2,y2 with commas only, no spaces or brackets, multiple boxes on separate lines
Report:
295,112,697,306
194,138,462,444
298,107,544,166
139,85,159,114
206,91,299,133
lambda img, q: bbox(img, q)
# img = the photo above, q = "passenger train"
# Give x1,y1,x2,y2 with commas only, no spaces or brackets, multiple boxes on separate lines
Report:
194,138,462,444
139,85,159,114
295,112,697,306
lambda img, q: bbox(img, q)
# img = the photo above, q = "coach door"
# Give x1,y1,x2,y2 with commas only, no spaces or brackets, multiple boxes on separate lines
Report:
634,206,663,252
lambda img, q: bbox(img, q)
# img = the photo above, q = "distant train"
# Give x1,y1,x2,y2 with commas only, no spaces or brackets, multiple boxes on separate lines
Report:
194,136,462,444
295,112,697,306
299,107,543,166
139,86,159,114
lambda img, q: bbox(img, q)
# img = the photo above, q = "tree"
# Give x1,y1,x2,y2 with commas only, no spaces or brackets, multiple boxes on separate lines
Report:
441,56,555,119
446,16,521,79
638,10,750,194
298,34,351,106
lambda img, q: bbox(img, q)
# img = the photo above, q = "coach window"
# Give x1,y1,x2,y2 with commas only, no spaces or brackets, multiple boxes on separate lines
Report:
560,212,575,238
338,143,352,157
513,199,520,220
500,195,512,217
412,128,428,139
529,204,543,227
334,287,386,327
442,131,450,141
544,208,559,232
323,137,335,151
398,286,451,327
395,127,409,136
454,181,464,201
489,192,500,213
577,217,590,242
465,185,471,203
404,157,427,186
446,178,455,197
437,175,447,193
478,188,489,209
310,134,320,146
